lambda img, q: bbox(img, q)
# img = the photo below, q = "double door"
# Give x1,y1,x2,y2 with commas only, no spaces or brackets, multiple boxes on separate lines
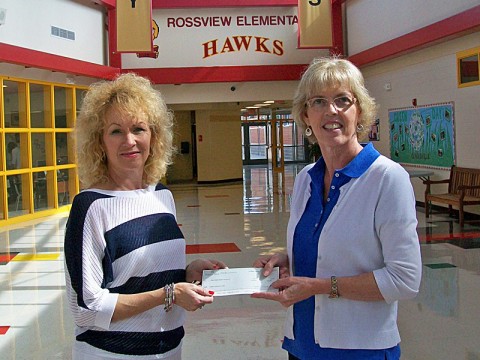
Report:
242,120,307,166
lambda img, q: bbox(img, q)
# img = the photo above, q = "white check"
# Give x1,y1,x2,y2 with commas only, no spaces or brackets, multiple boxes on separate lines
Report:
202,267,279,296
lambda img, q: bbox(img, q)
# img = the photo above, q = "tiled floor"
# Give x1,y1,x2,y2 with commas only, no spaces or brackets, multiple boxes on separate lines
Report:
1,164,480,360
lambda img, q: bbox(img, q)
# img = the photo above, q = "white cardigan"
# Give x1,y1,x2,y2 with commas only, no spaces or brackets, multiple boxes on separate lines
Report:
284,155,422,349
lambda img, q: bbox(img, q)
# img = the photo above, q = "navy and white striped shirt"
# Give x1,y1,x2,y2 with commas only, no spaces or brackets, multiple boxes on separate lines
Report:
64,184,186,357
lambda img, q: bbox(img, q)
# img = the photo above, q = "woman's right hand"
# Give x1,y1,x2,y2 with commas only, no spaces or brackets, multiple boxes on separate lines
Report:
173,282,215,311
253,253,290,278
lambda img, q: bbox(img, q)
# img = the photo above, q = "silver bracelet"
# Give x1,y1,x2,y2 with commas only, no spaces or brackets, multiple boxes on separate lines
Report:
164,283,175,312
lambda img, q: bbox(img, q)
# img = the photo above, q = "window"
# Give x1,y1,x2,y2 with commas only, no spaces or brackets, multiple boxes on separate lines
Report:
457,47,480,88
1,76,84,223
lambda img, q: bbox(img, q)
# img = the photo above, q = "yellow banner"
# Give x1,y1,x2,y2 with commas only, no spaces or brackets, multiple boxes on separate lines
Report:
298,0,333,48
116,0,153,53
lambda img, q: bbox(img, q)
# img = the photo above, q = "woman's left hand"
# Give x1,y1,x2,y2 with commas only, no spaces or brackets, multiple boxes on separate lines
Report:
186,258,228,283
251,276,320,307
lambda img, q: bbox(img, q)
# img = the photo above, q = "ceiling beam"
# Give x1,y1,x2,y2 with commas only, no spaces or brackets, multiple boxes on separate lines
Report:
152,0,297,8
0,42,119,79
349,5,480,67
90,0,115,10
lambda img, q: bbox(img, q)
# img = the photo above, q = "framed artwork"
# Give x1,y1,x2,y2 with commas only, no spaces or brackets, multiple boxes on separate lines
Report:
369,118,380,141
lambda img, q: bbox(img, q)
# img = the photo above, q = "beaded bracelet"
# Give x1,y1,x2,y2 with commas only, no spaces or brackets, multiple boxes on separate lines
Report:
164,283,175,312
328,276,339,299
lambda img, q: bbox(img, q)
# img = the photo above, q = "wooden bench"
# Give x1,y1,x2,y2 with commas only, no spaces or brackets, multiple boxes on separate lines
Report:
423,165,480,227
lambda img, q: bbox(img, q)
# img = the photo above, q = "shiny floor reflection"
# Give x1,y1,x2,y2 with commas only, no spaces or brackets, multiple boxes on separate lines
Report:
1,164,480,359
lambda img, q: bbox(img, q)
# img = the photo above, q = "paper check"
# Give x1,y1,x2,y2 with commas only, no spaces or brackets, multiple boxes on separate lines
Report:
202,267,279,296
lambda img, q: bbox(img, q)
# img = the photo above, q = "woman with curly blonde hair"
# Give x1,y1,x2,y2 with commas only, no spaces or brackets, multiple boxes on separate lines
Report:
75,72,173,188
65,73,226,360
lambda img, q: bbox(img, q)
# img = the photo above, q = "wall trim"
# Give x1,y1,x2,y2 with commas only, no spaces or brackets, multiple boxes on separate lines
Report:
126,64,307,84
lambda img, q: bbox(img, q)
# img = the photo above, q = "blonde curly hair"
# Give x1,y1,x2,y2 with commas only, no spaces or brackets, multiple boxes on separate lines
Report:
75,73,174,188
292,56,378,143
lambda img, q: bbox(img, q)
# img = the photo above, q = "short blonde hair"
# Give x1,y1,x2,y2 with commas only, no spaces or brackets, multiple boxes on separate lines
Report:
75,73,174,188
292,56,378,143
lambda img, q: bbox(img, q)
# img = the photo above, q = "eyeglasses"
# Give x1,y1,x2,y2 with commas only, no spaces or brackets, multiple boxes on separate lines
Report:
306,96,356,112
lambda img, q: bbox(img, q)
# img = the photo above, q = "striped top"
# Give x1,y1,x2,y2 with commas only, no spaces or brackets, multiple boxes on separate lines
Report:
64,184,186,358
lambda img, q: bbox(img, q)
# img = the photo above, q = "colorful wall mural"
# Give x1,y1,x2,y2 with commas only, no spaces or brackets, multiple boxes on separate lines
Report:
389,103,455,168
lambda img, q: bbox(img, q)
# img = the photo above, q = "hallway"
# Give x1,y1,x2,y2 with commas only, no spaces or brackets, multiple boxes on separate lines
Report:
1,164,480,359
